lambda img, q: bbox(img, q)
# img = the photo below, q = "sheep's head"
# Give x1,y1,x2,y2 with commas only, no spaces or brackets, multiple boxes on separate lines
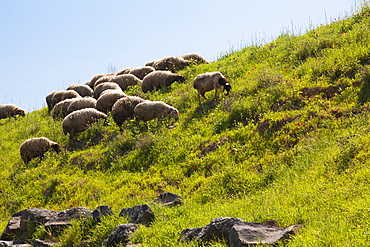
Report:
169,108,179,120
51,143,62,153
176,75,186,83
223,83,232,95
16,109,26,117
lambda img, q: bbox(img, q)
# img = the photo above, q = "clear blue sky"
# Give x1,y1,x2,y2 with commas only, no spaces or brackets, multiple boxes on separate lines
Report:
0,0,360,112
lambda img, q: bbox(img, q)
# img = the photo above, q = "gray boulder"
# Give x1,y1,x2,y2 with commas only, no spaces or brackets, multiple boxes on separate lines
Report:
180,217,303,246
155,192,183,206
102,223,139,247
92,205,114,221
119,204,155,225
0,208,58,241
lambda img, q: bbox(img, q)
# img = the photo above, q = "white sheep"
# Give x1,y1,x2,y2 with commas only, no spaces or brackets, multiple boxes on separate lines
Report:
193,72,231,103
180,52,208,65
93,82,122,99
111,96,146,131
62,108,108,143
0,104,26,120
128,66,155,80
20,137,61,164
94,74,141,90
152,56,190,72
134,101,179,123
66,97,97,115
96,90,127,113
67,84,94,97
141,71,185,93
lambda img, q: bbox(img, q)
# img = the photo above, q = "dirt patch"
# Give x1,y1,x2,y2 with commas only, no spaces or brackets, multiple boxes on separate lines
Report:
300,85,347,99
197,136,232,158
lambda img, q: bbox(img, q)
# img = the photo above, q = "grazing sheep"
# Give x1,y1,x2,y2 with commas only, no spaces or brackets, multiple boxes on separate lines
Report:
112,96,146,131
180,52,208,65
0,104,26,120
134,101,179,123
66,97,97,115
49,90,82,110
129,66,155,80
87,73,114,89
20,137,61,164
93,82,122,99
94,74,141,90
141,71,185,93
193,72,231,103
67,84,94,97
115,67,132,76
145,60,157,67
46,92,56,112
96,90,127,113
62,108,108,143
52,98,76,119
152,56,190,72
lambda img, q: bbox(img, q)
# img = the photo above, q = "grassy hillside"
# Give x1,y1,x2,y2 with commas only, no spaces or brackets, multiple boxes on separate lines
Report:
1,4,370,246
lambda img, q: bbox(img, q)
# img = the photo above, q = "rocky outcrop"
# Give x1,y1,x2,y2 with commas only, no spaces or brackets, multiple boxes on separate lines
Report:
180,217,303,246
119,204,155,225
155,192,183,206
102,223,139,247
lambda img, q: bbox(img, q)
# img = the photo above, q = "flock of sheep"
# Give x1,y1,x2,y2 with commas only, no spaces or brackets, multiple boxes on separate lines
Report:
0,52,232,164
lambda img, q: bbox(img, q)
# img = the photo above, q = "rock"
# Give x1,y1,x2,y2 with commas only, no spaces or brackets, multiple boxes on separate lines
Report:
155,192,183,206
0,208,58,241
180,217,303,246
33,239,58,247
0,240,31,246
44,207,93,236
119,205,155,225
92,205,114,221
102,223,139,247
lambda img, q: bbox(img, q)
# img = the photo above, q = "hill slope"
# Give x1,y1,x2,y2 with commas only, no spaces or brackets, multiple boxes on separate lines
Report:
1,5,370,246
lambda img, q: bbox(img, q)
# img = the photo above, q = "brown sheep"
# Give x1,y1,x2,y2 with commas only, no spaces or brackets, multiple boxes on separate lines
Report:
152,56,190,72
20,137,61,164
96,90,127,113
111,96,146,131
141,71,185,93
62,108,108,143
52,98,76,119
67,84,94,97
128,66,155,80
0,104,26,120
93,82,122,99
193,72,231,103
86,72,115,89
180,52,208,65
49,90,82,111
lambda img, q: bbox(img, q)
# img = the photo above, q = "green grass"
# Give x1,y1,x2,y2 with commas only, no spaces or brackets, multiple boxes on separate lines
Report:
1,4,370,246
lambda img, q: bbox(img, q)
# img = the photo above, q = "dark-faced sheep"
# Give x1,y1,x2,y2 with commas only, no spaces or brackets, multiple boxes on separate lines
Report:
0,104,26,120
129,66,155,80
67,84,94,97
62,108,108,143
93,82,122,99
96,90,127,113
180,52,208,65
20,137,61,164
49,90,82,111
66,97,97,115
193,72,231,103
134,101,179,123
111,96,146,131
141,71,185,93
152,56,190,72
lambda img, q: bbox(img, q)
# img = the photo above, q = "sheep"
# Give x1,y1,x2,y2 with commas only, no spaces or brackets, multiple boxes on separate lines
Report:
115,67,132,76
145,60,157,67
87,73,114,89
62,108,108,143
152,56,190,72
96,90,127,113
52,98,76,119
94,74,141,90
134,101,179,123
66,97,97,115
193,72,231,103
93,75,116,88
111,96,146,131
141,71,185,93
93,82,122,99
20,137,61,164
128,66,155,80
66,84,94,97
0,104,26,120
49,90,82,111
180,52,208,65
